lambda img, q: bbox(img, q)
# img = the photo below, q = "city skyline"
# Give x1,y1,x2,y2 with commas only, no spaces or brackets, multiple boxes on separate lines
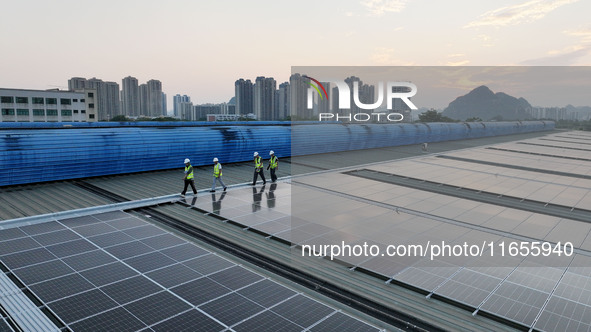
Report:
1,0,590,108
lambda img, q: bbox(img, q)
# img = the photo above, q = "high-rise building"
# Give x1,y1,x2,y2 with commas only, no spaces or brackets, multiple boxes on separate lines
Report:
139,84,149,116
277,82,290,120
317,81,330,115
235,79,253,115
254,76,276,120
121,76,139,117
147,79,163,117
220,102,236,115
68,77,120,121
82,78,121,121
162,92,167,116
68,77,86,90
179,101,193,120
289,74,310,120
173,94,191,117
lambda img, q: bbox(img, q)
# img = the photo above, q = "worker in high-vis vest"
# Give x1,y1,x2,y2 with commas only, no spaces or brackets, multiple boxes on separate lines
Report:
181,158,197,197
210,157,227,193
267,150,278,183
252,152,266,185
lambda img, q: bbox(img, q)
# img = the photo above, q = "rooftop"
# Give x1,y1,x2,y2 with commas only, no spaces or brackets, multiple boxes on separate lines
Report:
1,129,587,331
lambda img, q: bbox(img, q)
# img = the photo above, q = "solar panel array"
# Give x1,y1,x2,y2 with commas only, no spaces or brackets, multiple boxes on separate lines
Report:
190,131,591,331
0,211,381,331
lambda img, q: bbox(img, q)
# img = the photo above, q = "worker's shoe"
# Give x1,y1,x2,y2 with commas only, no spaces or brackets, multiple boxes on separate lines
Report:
209,190,215,193
223,187,227,192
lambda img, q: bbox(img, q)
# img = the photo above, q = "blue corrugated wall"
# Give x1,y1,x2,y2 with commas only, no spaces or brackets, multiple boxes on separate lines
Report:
0,121,553,186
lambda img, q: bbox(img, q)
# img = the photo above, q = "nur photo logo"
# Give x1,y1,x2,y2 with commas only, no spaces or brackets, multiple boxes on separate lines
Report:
303,75,418,122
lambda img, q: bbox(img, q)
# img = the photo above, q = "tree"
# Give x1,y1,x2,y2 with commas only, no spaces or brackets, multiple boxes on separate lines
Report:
110,115,130,121
418,109,456,123
465,117,483,122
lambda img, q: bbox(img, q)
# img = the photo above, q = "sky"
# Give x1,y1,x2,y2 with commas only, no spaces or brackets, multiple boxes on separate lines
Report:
1,0,590,108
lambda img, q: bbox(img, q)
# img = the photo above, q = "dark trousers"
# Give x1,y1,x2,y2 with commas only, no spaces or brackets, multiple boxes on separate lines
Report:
270,167,277,182
252,169,266,185
182,179,197,195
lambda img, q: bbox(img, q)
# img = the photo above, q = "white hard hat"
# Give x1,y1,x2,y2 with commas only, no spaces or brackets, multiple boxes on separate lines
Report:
184,158,190,164
213,158,218,162
254,152,259,157
269,150,274,155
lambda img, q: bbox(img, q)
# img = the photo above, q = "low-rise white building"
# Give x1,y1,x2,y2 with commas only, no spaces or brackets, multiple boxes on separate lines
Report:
0,88,97,122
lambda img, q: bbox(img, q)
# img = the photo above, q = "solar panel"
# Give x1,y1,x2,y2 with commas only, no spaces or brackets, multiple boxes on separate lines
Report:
123,251,177,273
207,266,263,290
100,275,164,305
309,312,382,332
237,279,297,308
12,259,73,285
48,289,118,323
0,227,27,241
0,319,14,332
1,248,56,269
139,233,187,250
60,250,116,271
104,241,153,260
69,307,146,332
123,291,191,326
86,231,135,248
80,262,138,287
171,277,231,305
151,309,224,332
105,216,148,230
29,273,94,303
145,263,202,288
73,222,118,237
181,254,235,275
19,222,65,235
233,310,302,332
159,243,208,261
32,229,81,246
0,239,40,259
45,239,97,258
199,292,265,326
0,211,383,331
123,224,167,239
270,295,335,329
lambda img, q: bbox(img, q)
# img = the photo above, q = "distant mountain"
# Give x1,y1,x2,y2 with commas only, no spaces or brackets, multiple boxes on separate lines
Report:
442,86,532,121
565,104,591,113
228,96,236,105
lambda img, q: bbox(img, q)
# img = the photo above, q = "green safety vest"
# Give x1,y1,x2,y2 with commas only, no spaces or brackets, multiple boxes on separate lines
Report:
185,165,194,180
255,156,263,169
269,156,278,169
214,163,222,177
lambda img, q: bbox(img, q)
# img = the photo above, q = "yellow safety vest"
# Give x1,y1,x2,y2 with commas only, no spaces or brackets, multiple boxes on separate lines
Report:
214,163,222,177
185,165,194,180
269,156,278,169
255,156,263,169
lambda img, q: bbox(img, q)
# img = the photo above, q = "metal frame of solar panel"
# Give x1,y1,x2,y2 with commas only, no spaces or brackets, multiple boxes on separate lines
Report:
0,210,381,331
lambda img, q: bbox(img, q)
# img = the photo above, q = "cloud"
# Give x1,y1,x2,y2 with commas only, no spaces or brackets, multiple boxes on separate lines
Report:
446,60,470,66
465,0,579,28
361,0,409,16
564,27,591,42
520,46,591,65
521,26,591,64
370,47,415,65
